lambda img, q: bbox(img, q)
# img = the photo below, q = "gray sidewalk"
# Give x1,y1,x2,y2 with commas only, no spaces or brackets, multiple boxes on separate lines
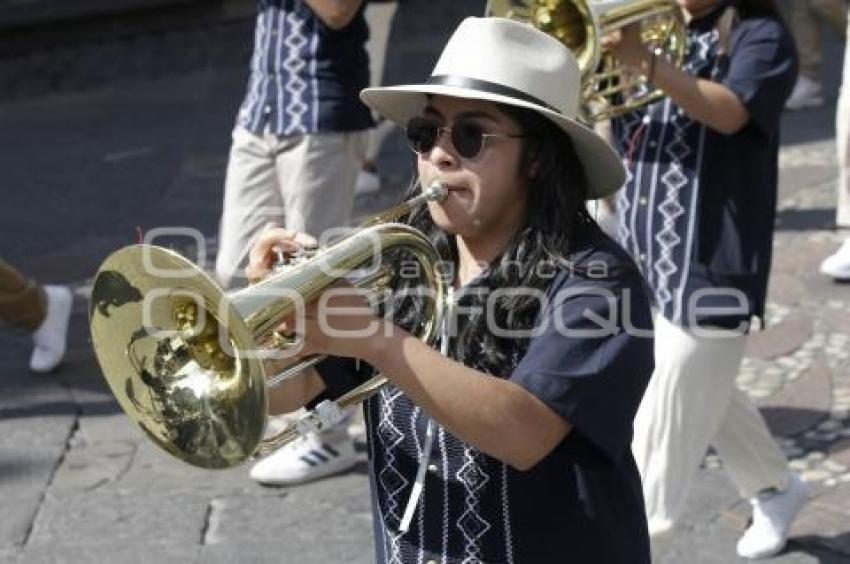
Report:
1,3,850,563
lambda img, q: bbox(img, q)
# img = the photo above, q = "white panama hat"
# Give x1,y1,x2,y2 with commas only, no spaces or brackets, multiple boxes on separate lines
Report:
360,16,626,199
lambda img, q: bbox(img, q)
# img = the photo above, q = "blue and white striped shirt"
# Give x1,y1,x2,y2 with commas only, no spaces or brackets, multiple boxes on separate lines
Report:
611,7,796,329
236,0,373,136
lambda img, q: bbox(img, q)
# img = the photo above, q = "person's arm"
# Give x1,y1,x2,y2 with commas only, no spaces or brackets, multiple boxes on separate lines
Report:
605,24,749,135
304,0,364,30
362,326,573,471
279,289,573,471
264,363,327,414
247,230,571,470
258,298,569,469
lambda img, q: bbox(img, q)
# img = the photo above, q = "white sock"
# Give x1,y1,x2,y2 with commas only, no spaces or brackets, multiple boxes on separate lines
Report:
30,285,73,373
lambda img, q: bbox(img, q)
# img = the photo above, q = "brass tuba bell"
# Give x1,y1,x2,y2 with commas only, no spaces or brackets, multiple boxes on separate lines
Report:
89,184,447,469
486,0,687,121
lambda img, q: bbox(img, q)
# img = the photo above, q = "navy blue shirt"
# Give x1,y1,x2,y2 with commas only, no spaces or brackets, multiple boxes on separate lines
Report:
236,0,373,136
611,6,797,329
315,231,654,563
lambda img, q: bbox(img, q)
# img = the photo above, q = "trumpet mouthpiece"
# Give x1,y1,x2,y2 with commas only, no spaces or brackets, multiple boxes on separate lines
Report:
358,180,448,228
423,181,448,202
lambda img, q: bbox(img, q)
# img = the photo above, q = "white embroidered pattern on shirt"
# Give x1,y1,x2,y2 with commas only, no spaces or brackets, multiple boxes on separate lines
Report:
456,446,491,564
616,28,719,322
615,111,642,256
377,387,409,563
651,29,716,319
282,10,309,135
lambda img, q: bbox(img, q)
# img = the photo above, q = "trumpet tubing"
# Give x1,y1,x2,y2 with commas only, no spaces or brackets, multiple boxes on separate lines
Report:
486,0,687,121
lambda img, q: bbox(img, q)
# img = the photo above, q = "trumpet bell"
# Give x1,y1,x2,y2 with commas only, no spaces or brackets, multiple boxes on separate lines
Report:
90,245,266,469
90,216,446,469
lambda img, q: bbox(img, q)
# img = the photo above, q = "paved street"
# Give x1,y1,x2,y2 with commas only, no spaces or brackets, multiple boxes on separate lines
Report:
1,3,850,563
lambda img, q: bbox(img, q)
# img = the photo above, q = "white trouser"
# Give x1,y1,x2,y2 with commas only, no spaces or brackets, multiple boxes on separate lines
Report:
632,313,789,535
789,0,847,80
215,126,368,288
363,2,400,164
837,13,850,228
364,1,397,89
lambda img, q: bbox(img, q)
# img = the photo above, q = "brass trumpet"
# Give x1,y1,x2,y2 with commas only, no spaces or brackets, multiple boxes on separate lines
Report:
90,183,447,469
486,0,687,121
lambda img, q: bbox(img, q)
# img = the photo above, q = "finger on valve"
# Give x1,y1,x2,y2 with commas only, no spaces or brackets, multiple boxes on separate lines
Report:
246,227,291,282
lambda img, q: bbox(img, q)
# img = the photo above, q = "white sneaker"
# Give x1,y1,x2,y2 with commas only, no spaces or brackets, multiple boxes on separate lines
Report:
736,473,809,559
355,169,381,195
30,285,73,373
250,427,357,486
785,76,824,110
820,238,850,279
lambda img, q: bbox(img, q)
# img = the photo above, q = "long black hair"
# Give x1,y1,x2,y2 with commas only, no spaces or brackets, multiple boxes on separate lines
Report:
385,103,602,376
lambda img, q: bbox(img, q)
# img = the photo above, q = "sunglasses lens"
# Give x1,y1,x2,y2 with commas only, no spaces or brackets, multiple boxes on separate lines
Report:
452,121,485,158
405,118,487,159
406,118,439,154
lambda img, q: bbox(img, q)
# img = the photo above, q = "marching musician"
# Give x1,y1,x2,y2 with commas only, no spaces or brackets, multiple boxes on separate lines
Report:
604,0,807,558
250,17,655,564
218,0,373,487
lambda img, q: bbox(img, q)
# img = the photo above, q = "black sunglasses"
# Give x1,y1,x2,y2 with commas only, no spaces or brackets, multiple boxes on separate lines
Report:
404,116,526,159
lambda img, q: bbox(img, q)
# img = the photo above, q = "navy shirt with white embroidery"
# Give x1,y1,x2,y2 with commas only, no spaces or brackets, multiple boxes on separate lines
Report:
236,0,373,136
611,6,797,329
316,231,654,563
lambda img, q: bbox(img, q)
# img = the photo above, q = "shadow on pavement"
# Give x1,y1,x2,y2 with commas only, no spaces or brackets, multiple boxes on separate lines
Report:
0,458,51,482
761,406,850,456
775,207,837,232
786,534,850,563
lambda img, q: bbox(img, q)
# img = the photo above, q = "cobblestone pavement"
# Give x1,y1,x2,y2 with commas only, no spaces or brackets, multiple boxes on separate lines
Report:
1,4,850,563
